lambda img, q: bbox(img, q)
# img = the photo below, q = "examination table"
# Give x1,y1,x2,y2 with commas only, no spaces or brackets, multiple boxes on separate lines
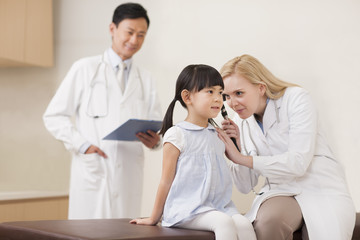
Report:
0,213,359,240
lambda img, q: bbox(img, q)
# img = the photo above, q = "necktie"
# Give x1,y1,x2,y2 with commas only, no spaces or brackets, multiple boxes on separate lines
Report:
117,62,126,93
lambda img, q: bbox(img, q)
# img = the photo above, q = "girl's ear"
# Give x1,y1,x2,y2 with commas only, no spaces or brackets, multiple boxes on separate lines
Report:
181,89,191,105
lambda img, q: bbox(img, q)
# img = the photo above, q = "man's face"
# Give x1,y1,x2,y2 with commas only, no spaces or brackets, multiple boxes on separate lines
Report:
109,18,148,60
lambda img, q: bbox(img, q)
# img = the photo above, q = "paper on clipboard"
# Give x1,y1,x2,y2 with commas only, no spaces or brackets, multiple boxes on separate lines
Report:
103,119,162,141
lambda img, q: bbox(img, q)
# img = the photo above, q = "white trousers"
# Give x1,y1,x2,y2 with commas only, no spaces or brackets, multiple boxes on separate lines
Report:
177,211,257,240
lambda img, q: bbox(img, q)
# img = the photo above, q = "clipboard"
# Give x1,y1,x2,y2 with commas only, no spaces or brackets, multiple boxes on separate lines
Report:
103,119,162,141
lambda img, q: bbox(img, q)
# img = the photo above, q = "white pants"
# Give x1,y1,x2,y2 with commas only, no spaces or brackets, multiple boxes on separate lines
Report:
177,211,257,240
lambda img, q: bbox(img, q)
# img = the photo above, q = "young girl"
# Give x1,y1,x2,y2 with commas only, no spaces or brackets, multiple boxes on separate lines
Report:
130,64,256,240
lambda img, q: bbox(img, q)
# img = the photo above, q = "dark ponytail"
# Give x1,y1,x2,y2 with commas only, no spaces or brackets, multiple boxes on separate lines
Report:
159,98,177,136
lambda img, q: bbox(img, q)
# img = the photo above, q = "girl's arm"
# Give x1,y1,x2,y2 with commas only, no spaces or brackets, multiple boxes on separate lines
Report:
130,142,180,225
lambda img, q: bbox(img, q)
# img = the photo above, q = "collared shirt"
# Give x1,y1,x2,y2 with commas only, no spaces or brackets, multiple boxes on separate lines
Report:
79,48,133,154
161,121,238,227
256,98,270,133
107,47,132,86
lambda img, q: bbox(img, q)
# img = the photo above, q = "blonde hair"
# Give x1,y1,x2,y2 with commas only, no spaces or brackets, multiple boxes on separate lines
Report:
220,54,298,99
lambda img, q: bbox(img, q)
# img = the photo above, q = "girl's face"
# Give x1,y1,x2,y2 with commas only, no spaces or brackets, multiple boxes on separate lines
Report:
222,73,267,119
186,85,223,124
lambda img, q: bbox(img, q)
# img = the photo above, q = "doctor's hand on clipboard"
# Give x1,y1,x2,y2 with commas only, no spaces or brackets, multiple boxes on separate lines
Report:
85,145,108,158
103,119,162,149
136,130,160,149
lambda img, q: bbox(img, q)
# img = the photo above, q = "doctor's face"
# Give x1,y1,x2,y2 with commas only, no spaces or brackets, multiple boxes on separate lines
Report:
223,73,267,119
110,18,148,60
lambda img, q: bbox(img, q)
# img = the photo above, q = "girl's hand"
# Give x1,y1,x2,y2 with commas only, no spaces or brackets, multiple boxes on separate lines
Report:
221,118,240,148
129,217,157,226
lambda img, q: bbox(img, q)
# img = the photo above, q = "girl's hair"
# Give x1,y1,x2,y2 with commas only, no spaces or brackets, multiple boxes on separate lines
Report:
220,54,298,100
159,64,224,136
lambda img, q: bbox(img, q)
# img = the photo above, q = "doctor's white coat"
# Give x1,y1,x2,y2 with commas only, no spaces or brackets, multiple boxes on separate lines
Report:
230,87,355,239
43,51,162,219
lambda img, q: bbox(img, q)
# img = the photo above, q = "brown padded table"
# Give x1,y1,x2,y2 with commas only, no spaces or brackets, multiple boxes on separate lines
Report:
0,218,215,240
1,213,359,240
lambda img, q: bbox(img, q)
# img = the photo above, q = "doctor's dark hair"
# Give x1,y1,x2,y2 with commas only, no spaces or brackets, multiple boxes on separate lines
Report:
112,3,150,28
159,64,224,136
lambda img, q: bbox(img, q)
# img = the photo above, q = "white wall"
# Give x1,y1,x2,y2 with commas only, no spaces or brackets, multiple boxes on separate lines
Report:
0,0,359,215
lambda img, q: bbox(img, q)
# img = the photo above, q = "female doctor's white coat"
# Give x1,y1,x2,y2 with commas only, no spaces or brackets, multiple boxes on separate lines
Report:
230,87,355,239
43,50,162,219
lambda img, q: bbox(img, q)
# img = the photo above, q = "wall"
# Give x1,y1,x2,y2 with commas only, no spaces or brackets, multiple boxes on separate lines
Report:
0,0,359,216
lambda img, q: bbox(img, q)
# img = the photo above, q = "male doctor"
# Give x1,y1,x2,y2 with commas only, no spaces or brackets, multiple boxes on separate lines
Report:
43,3,162,219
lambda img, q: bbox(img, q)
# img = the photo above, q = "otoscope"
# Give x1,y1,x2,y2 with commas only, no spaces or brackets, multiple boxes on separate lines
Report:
221,103,240,151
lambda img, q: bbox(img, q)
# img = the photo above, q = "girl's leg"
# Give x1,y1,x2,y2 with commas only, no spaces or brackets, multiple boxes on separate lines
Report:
176,210,237,240
232,214,257,240
253,196,304,240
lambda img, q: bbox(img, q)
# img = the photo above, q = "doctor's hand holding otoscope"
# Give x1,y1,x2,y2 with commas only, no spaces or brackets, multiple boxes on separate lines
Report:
217,98,254,170
220,96,240,152
217,95,255,169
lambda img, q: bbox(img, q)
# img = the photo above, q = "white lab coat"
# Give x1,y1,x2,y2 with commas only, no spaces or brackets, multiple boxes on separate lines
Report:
43,50,162,219
230,87,355,239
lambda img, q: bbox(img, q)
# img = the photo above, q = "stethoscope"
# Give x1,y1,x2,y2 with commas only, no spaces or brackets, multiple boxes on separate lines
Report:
86,53,145,118
240,119,271,195
231,99,280,195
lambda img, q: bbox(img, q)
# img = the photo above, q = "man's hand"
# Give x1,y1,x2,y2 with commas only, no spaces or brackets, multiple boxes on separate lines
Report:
85,145,108,158
136,130,160,149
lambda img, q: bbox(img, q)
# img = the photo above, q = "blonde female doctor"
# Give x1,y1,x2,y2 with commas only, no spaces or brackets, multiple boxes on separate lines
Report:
43,3,162,219
217,55,355,239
